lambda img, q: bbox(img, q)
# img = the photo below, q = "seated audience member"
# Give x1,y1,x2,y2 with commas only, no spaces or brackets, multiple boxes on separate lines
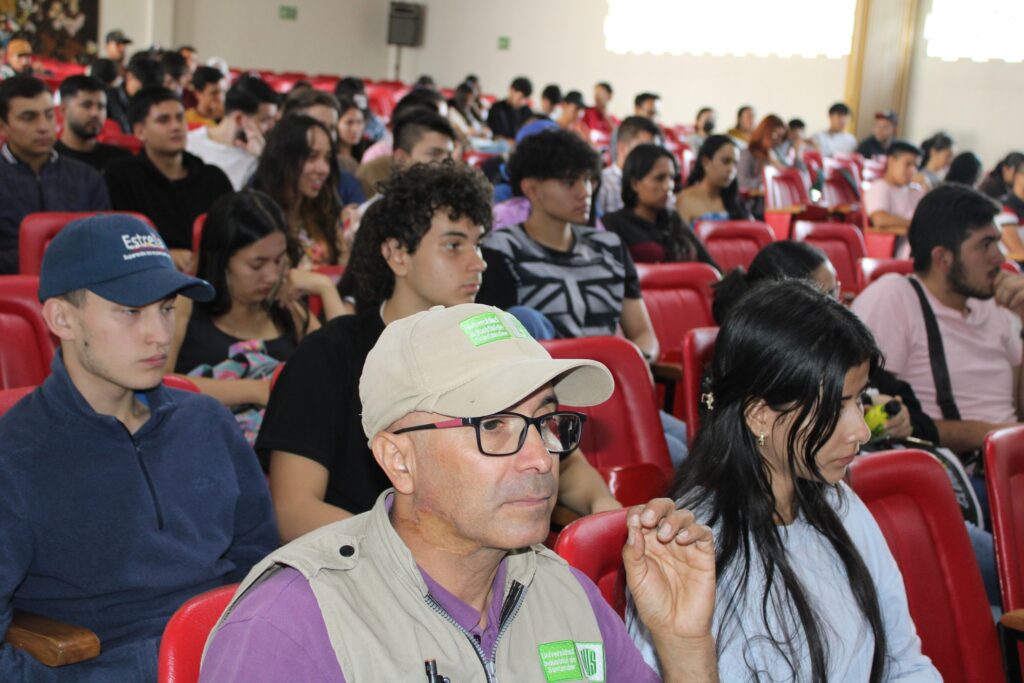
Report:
852,183,1024,454
738,114,804,199
634,92,661,121
915,132,954,191
168,191,344,442
487,75,533,141
160,51,190,96
862,140,924,235
185,65,226,128
781,118,812,157
604,144,717,268
334,76,385,142
856,110,898,159
261,162,621,543
334,95,366,174
727,105,755,147
0,214,278,682
413,74,436,91
1004,157,1024,222
582,81,614,135
1,38,33,79
979,151,1024,199
945,151,983,188
279,89,365,208
103,29,132,68
813,102,857,157
360,87,448,163
0,76,110,274
540,83,562,116
447,82,492,147
557,90,591,141
252,115,344,267
105,87,233,272
186,86,266,190
356,107,456,202
228,74,280,134
202,302,719,683
476,130,688,465
676,134,750,224
630,279,939,681
686,106,716,151
178,44,199,76
596,115,662,216
108,55,164,131
55,75,131,171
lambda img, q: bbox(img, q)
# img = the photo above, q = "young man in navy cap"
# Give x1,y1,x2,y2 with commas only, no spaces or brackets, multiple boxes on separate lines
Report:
0,215,278,681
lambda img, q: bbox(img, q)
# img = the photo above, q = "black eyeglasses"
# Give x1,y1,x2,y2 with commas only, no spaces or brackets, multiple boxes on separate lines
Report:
393,411,587,459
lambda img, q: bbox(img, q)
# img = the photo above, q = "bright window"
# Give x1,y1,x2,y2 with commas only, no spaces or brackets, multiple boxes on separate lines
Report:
603,0,856,59
924,0,1024,63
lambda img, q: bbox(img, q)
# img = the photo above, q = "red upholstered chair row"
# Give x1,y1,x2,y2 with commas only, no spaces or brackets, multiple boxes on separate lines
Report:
694,220,774,273
157,584,238,683
792,220,866,301
0,275,55,389
20,212,155,276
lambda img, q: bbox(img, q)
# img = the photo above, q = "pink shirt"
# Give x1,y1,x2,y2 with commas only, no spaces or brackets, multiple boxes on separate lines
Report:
863,179,924,221
852,274,1021,423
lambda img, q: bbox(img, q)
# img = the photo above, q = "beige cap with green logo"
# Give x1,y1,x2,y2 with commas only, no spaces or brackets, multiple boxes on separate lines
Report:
359,304,614,441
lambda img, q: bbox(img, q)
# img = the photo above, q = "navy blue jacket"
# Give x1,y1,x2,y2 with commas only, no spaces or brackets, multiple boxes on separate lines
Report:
0,145,111,274
0,354,278,680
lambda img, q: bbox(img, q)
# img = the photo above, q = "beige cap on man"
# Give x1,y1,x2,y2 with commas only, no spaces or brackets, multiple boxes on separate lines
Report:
359,304,614,441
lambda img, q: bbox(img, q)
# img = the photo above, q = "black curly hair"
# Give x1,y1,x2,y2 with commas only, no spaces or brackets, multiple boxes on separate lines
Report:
340,160,493,310
508,129,601,197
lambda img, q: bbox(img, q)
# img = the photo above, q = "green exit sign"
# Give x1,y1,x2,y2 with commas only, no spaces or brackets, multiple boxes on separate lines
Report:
498,36,510,50
279,5,298,20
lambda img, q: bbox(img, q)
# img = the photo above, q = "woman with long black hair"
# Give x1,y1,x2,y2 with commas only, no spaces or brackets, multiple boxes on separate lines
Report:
630,279,940,681
676,134,751,224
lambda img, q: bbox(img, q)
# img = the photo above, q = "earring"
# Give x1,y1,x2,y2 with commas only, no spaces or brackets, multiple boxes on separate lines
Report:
757,432,766,448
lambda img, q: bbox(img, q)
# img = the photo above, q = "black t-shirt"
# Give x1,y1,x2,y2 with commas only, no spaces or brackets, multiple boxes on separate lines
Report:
174,305,299,374
54,140,131,172
856,136,890,159
254,307,389,514
602,208,719,269
487,100,531,140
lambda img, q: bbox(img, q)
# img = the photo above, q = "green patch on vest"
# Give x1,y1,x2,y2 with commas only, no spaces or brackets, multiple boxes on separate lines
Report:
538,640,605,682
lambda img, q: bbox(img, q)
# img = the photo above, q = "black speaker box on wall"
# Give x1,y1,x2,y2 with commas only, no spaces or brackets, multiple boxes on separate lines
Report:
388,3,424,47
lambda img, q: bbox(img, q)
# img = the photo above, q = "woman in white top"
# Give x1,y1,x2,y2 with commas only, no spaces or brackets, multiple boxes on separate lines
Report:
630,279,940,682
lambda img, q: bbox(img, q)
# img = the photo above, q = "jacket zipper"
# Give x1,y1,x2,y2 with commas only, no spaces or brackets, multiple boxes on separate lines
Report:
119,424,165,530
422,580,528,683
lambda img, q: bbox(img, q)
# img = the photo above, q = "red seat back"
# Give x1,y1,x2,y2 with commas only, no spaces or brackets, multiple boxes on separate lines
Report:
803,149,824,181
192,213,207,262
157,584,238,683
681,327,718,446
985,427,1024,612
0,384,35,416
542,337,672,504
20,212,155,275
0,275,56,389
97,131,144,153
849,450,1003,683
635,263,719,364
554,508,628,616
694,220,775,273
857,257,913,290
764,166,811,209
793,221,867,300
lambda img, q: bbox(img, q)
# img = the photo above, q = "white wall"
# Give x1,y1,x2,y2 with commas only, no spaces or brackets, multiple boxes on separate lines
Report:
904,0,1022,169
173,0,389,78
391,0,849,134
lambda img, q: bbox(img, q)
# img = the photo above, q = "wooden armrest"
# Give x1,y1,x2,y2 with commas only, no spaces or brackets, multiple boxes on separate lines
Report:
1000,608,1024,633
830,204,859,214
766,205,805,215
865,224,908,236
5,610,100,667
651,361,682,381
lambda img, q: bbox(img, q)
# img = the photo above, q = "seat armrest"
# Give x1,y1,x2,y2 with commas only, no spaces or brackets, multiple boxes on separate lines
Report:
5,610,101,667
651,361,682,381
1000,608,1024,634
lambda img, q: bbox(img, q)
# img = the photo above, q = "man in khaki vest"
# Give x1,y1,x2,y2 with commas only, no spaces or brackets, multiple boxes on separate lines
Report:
201,303,718,682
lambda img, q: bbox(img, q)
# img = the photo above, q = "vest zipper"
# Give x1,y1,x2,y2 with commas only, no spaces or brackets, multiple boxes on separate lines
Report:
119,424,165,530
422,579,529,683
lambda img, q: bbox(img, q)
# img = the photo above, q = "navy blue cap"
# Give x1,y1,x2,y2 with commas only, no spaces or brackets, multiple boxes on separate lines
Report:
38,214,215,306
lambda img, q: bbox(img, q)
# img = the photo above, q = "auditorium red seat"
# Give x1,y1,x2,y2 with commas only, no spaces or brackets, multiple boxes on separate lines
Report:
803,149,824,186
0,385,34,417
822,167,866,231
834,152,865,177
463,151,499,168
681,327,718,447
984,426,1024,677
678,147,696,187
20,212,155,275
553,509,629,616
857,257,913,290
792,221,866,301
97,130,143,153
192,214,206,270
862,157,887,183
694,220,774,272
542,336,672,506
0,275,56,389
849,450,1005,683
157,584,237,683
762,166,829,240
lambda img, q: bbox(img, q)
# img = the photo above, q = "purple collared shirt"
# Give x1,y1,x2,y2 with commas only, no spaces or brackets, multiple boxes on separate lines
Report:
199,561,658,682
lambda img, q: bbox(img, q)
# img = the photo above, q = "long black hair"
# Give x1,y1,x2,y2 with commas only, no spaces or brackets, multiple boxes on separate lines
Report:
919,132,953,169
195,190,303,342
712,241,828,324
673,279,887,682
686,134,748,219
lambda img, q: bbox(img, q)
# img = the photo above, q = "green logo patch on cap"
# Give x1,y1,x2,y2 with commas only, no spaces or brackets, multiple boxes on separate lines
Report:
538,640,605,682
460,311,532,347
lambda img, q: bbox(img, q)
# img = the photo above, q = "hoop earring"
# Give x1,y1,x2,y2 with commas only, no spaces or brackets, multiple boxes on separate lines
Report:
757,432,767,448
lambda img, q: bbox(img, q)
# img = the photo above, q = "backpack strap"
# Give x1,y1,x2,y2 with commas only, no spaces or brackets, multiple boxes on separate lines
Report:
907,277,961,420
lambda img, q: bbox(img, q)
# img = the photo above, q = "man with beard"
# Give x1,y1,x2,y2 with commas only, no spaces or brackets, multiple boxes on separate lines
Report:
853,184,1024,454
55,75,131,171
